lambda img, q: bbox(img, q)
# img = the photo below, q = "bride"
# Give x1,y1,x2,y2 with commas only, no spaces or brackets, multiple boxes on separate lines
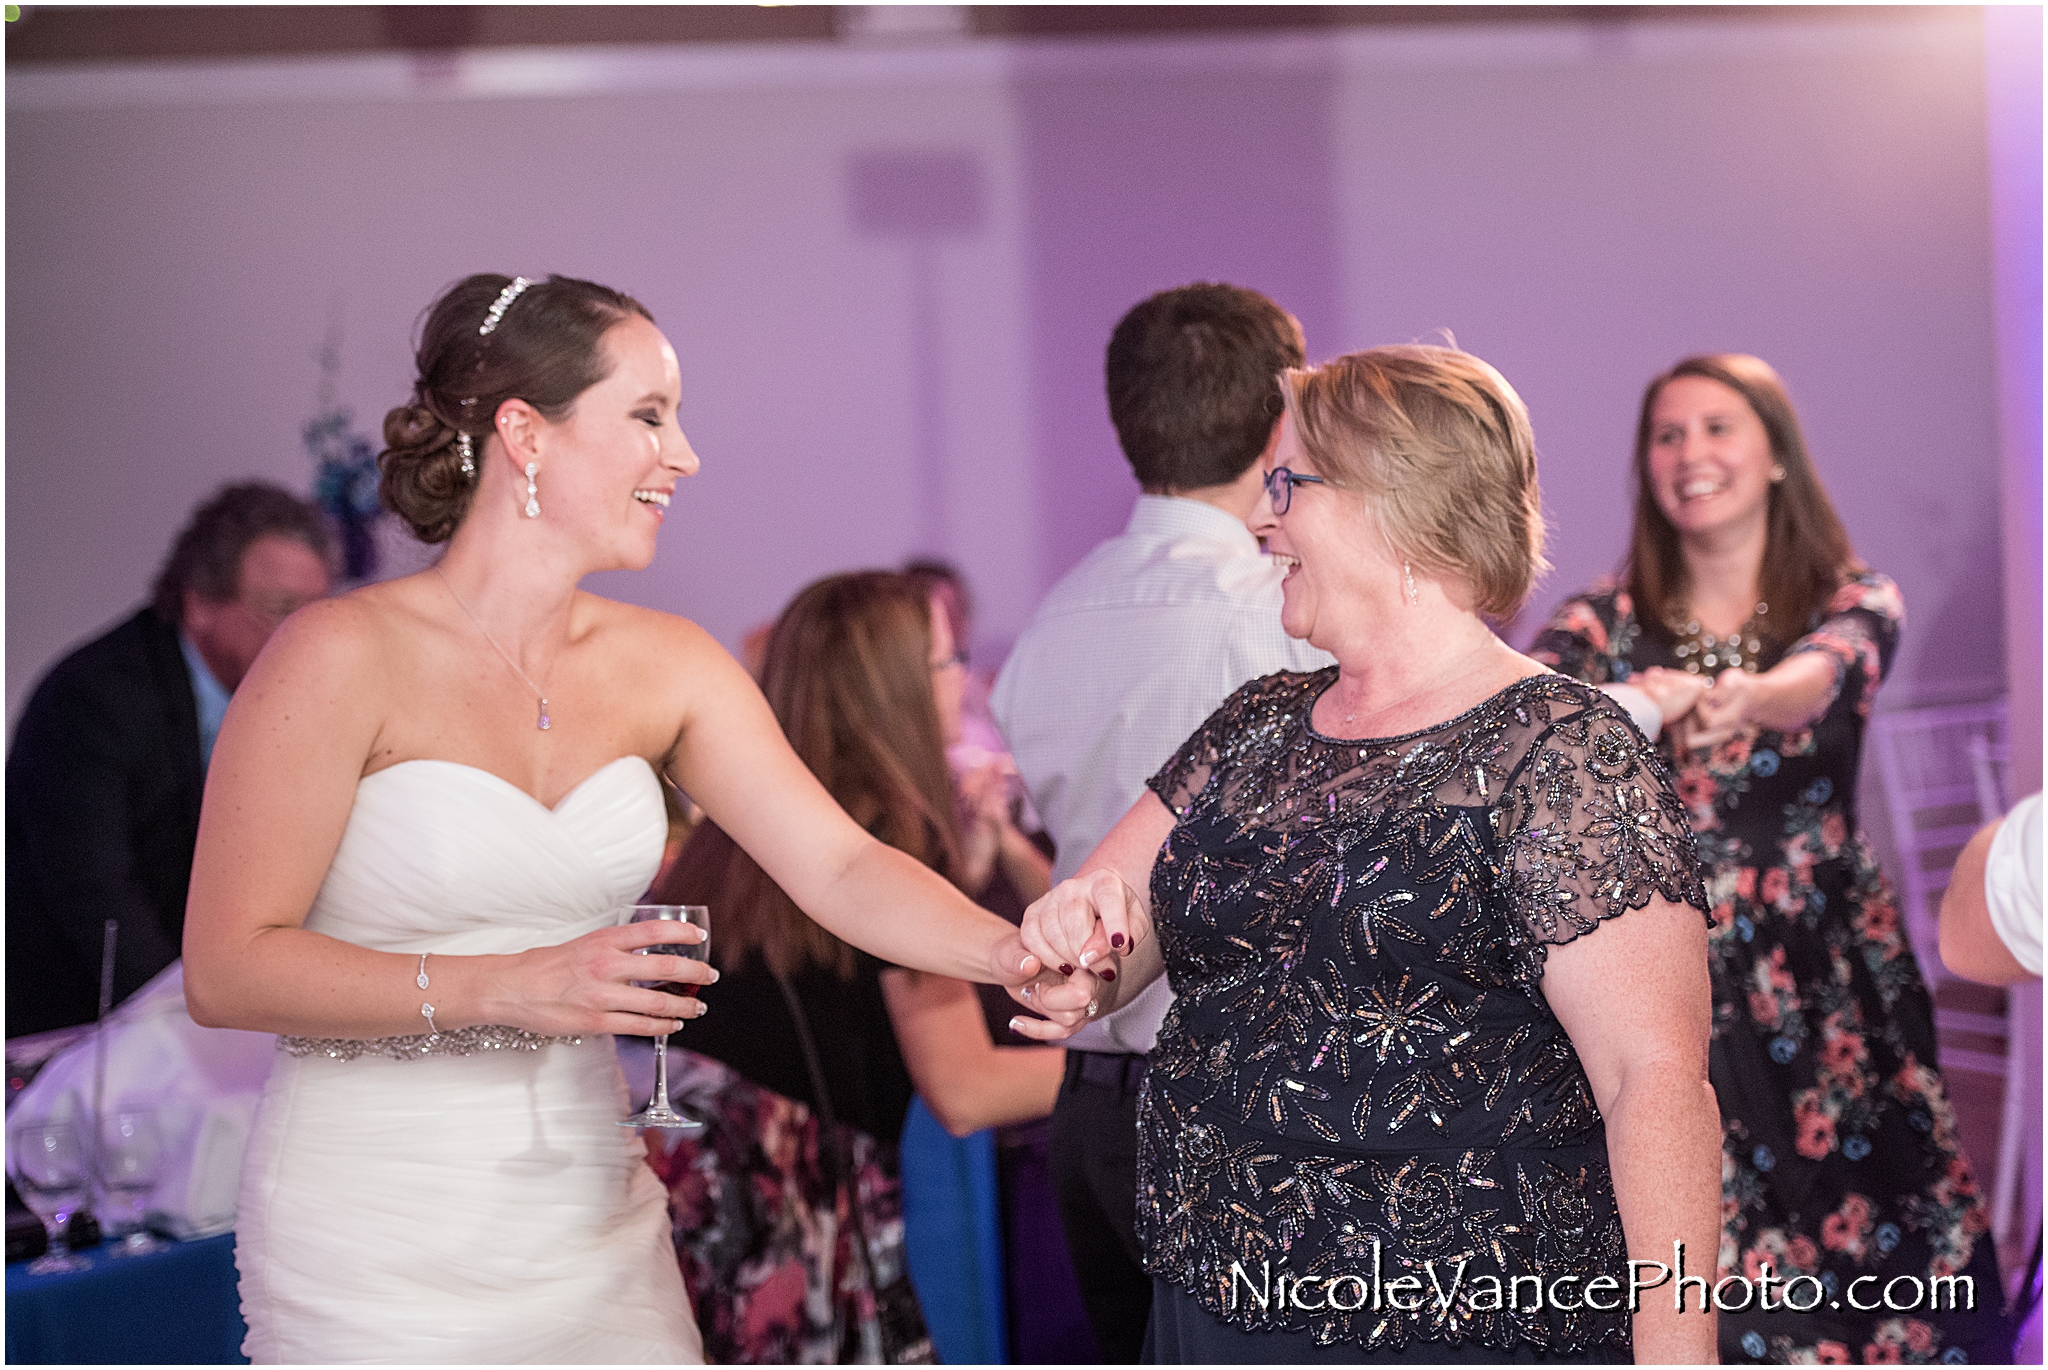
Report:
182,274,1043,1363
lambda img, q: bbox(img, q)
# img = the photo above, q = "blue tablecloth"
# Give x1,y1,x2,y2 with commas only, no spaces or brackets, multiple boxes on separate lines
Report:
5,1231,247,1364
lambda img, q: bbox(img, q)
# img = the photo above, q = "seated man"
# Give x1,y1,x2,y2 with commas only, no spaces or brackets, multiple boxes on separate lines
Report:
7,482,330,1036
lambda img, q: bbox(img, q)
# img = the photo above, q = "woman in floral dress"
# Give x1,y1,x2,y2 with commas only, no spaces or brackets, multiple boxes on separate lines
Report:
1531,354,2005,1365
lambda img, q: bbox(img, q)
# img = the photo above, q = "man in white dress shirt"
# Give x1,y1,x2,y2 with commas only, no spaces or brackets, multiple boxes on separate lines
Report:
991,283,1332,1360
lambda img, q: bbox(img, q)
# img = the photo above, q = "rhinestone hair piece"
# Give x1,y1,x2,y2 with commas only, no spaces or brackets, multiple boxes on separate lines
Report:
478,276,532,337
279,1024,582,1062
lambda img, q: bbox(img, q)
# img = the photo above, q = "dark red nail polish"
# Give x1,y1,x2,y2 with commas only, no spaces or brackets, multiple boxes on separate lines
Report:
1111,933,1126,948
1101,968,1117,982
1060,964,1075,977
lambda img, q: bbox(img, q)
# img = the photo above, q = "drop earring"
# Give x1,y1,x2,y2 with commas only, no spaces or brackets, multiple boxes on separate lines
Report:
1403,560,1419,607
456,433,476,479
524,463,541,518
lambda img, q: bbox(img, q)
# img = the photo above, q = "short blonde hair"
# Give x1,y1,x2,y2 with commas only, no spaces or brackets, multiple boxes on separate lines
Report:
1279,344,1548,620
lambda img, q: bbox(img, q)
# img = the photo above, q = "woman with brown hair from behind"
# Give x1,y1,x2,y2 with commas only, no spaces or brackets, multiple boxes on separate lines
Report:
649,570,1061,1363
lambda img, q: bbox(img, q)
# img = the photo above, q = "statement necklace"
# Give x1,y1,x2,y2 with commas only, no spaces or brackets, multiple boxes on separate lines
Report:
435,567,554,730
1670,600,1768,676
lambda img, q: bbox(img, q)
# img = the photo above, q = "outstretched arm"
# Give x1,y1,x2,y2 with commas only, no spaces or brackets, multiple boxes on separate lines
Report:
667,628,1039,988
882,969,1063,1136
1677,652,1837,751
1685,575,1905,752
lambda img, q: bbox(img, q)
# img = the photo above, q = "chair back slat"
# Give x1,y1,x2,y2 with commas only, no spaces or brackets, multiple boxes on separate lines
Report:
1869,698,2010,990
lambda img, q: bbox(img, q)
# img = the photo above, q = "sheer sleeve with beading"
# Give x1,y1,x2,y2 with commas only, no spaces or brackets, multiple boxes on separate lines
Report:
1493,694,1708,985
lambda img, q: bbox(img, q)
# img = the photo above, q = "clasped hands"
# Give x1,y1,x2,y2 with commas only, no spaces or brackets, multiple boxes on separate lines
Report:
999,869,1154,1042
1632,665,1759,754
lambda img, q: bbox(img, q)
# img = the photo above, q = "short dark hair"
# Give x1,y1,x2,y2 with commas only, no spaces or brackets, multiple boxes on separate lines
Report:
150,482,330,623
379,273,654,543
1104,283,1305,492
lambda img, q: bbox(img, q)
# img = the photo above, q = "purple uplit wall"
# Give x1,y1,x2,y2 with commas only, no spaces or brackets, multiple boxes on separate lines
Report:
1015,39,1342,579
8,12,2034,826
1985,3,2044,802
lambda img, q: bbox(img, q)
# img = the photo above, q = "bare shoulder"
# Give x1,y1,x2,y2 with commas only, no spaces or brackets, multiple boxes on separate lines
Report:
252,576,438,679
238,573,448,712
573,593,733,667
578,594,721,654
209,578,461,784
573,594,754,708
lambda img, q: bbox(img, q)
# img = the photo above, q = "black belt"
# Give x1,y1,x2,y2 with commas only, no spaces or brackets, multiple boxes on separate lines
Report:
1063,1050,1148,1095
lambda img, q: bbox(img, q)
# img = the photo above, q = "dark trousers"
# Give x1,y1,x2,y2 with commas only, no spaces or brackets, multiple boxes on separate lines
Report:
1049,1051,1152,1363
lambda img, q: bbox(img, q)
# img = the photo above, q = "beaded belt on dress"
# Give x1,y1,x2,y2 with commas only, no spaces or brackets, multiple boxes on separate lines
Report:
279,1025,584,1061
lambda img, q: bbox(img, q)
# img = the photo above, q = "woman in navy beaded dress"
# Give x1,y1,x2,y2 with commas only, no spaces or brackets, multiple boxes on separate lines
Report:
1007,346,1721,1362
1530,354,2004,1365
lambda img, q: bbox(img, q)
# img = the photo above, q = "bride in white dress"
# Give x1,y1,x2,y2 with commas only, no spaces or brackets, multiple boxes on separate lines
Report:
182,274,1050,1364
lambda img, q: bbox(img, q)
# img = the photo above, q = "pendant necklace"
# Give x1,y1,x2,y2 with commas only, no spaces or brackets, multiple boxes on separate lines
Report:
435,566,554,731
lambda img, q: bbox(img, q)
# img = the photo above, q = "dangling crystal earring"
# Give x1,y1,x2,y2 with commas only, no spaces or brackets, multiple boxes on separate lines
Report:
1403,561,1420,607
456,433,476,479
524,463,540,519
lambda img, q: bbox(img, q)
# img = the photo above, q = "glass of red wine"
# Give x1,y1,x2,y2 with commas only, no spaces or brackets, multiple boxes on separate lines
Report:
618,904,709,1130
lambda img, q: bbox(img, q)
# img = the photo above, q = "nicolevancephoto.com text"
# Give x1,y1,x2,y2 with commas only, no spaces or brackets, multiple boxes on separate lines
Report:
1229,1242,1978,1318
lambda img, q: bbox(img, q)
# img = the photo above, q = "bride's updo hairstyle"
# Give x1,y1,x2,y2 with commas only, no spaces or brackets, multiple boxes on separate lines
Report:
379,273,654,543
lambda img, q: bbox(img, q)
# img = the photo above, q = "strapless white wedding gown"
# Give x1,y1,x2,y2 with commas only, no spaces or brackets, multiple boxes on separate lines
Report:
234,757,703,1364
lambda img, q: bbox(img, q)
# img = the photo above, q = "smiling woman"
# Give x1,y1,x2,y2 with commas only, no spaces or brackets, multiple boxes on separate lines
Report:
1529,355,2008,1365
178,271,1042,1364
1009,345,1723,1364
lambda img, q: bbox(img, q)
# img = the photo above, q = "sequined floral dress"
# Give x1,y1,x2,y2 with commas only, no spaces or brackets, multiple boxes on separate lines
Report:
1137,671,1706,1355
1532,571,2006,1365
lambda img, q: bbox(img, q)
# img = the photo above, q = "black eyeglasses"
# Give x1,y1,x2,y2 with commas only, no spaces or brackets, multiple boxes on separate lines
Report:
1263,466,1328,516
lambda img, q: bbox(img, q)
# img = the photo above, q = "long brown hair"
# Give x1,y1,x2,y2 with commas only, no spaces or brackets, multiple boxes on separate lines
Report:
652,572,962,980
1625,354,1859,646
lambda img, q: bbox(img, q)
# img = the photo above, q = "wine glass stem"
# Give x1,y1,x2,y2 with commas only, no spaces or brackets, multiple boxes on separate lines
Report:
651,1034,672,1112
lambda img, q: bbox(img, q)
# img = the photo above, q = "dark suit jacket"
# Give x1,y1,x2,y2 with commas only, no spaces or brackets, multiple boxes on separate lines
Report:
7,608,205,1036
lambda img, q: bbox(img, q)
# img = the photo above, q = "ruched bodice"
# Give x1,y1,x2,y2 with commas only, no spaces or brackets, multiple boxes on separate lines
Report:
235,755,702,1364
305,756,665,956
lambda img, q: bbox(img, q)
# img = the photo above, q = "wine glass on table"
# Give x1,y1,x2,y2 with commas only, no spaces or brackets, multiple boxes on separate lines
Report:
98,1109,165,1257
9,1121,92,1274
618,904,709,1130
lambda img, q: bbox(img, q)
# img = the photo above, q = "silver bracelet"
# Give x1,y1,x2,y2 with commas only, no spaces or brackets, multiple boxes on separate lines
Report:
416,954,438,1038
